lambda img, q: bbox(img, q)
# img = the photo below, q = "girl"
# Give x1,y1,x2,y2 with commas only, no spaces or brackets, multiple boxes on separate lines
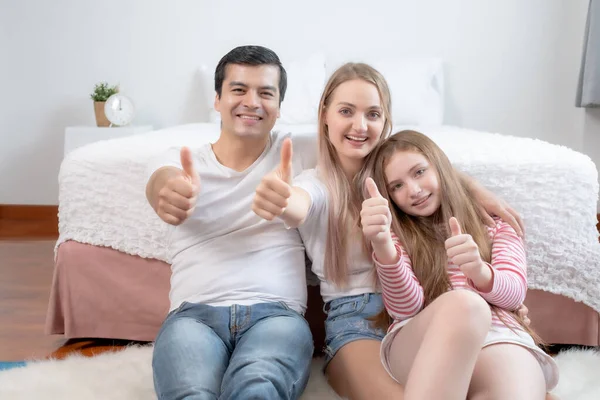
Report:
360,130,559,399
252,63,528,399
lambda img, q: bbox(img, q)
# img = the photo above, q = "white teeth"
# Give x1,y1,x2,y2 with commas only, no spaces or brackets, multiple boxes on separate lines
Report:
239,115,260,120
346,135,367,142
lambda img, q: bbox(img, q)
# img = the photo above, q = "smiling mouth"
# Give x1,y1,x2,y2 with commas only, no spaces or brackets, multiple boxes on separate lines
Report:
412,194,431,206
237,114,262,120
345,135,367,142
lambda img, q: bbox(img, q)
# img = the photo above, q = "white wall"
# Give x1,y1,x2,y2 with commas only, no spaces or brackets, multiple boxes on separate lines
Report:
1,0,597,205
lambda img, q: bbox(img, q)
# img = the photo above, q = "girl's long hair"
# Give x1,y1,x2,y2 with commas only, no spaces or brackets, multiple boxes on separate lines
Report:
367,130,543,345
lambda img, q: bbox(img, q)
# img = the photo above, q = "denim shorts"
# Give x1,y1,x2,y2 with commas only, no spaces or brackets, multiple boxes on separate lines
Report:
323,293,387,366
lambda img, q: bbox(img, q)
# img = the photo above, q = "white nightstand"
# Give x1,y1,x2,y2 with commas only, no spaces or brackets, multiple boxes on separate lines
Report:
64,125,154,156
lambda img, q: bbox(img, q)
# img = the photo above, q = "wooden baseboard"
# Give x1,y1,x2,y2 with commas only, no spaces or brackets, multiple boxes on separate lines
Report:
0,205,58,239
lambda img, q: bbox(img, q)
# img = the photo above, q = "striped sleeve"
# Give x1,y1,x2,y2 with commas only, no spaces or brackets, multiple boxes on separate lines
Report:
373,234,425,321
469,220,527,310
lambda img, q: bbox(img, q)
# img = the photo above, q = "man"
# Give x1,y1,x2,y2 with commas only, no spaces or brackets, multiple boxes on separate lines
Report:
146,45,313,400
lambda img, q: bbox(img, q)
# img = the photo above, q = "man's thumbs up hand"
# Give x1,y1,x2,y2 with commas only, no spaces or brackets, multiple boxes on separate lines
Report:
180,146,201,188
278,138,293,184
252,138,294,221
156,147,200,226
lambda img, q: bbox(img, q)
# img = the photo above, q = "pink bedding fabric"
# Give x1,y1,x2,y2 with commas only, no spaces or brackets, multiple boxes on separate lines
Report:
46,241,599,346
45,241,170,341
526,288,599,346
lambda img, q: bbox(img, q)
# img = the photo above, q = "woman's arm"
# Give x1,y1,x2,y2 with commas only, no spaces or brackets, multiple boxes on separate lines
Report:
457,171,525,237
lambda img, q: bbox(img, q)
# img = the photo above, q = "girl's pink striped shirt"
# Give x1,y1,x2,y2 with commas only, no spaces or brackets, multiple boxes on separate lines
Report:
374,219,527,332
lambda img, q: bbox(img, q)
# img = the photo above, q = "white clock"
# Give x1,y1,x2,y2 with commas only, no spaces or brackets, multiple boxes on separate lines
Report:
104,93,135,127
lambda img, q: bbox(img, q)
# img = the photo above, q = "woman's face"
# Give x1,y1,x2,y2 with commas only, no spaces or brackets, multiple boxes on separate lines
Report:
384,150,441,217
324,79,385,172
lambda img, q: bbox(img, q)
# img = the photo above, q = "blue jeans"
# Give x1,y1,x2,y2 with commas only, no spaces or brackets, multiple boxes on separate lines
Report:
152,301,313,400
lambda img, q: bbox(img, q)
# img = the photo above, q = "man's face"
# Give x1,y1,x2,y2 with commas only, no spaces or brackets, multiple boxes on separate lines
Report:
214,64,281,139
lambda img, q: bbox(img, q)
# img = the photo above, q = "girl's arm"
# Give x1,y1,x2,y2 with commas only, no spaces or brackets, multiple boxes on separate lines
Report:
361,177,424,320
468,220,528,311
373,235,425,321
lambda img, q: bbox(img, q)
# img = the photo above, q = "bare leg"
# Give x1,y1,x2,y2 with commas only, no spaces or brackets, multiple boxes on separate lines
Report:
325,339,404,400
387,290,492,400
468,343,546,399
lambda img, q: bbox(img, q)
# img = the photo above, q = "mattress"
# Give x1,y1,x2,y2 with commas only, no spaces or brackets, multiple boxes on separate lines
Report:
55,123,600,314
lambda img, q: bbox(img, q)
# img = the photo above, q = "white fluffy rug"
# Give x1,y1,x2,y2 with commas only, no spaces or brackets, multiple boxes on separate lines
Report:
0,346,598,399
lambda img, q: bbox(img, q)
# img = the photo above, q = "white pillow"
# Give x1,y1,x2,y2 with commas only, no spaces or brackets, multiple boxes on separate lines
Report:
326,57,445,126
278,54,326,124
199,54,326,125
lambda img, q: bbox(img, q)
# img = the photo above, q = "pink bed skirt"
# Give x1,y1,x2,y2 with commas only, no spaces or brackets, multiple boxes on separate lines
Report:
46,241,171,341
46,240,600,346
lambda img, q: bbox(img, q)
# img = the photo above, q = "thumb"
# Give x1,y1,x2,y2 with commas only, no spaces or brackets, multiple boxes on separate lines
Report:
366,177,382,199
180,147,199,185
279,138,293,182
449,217,462,236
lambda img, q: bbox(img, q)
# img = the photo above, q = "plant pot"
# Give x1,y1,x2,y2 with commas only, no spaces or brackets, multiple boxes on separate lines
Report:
94,101,110,127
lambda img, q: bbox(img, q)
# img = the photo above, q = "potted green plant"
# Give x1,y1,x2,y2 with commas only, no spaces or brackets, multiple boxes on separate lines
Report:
90,82,119,127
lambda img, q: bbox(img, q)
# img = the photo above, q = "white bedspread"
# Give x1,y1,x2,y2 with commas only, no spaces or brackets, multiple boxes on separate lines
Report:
56,124,600,312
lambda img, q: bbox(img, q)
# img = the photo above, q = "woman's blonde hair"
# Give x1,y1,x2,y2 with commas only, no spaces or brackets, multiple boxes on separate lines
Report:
368,130,543,343
318,63,392,286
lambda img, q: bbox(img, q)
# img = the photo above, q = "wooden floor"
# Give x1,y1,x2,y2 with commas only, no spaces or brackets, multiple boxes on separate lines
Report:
0,237,138,361
0,239,65,361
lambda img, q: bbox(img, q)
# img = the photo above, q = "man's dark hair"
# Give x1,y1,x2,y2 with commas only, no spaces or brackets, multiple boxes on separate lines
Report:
214,45,287,104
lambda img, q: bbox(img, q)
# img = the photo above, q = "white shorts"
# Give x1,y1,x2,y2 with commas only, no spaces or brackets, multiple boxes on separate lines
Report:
380,320,559,391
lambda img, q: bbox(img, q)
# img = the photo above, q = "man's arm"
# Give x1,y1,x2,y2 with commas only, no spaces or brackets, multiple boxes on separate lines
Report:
252,174,312,229
252,137,313,228
146,147,200,226
280,187,312,228
457,170,525,237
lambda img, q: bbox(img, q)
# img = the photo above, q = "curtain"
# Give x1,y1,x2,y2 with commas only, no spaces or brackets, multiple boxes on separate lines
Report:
576,0,600,108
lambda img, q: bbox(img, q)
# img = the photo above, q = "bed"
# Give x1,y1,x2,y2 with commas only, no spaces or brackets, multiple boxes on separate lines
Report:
45,122,600,348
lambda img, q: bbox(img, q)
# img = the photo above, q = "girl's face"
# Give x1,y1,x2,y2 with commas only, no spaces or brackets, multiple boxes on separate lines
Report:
384,150,441,217
324,79,385,172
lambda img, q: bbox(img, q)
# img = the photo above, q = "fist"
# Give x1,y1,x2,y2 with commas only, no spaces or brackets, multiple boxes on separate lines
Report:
157,147,200,226
360,178,392,244
252,138,293,221
445,217,485,279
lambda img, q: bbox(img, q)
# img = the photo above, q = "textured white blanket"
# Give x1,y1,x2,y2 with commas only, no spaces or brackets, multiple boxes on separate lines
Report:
56,124,600,312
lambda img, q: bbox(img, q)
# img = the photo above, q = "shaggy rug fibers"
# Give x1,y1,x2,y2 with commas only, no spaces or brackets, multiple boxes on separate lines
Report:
0,346,598,399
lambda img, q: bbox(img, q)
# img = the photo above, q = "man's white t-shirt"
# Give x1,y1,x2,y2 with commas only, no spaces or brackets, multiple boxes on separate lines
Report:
148,131,310,314
294,168,379,303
